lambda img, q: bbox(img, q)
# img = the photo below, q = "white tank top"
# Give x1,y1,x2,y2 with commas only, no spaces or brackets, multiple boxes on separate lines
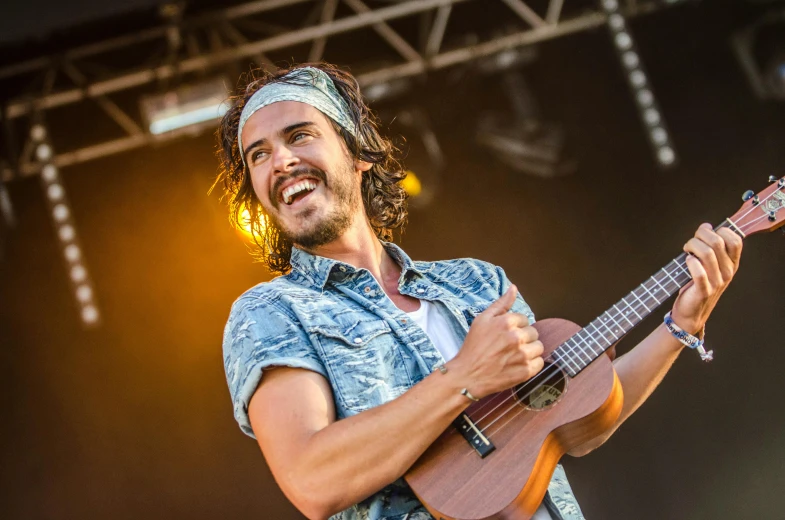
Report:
405,300,553,520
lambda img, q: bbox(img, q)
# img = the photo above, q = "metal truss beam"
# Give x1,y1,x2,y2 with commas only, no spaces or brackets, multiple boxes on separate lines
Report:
1,0,667,182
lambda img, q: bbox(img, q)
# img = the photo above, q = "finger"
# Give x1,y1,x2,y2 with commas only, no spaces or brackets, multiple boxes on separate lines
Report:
486,284,518,317
684,253,711,296
684,237,721,289
521,339,544,359
695,226,735,281
503,312,530,330
510,326,538,346
716,227,743,268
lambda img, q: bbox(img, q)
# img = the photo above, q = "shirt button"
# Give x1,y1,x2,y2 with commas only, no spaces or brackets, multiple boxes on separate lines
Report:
416,288,425,294
401,318,407,324
354,337,363,344
339,266,346,272
364,287,371,293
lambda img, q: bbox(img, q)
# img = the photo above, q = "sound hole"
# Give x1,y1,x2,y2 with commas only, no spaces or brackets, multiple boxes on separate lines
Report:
513,362,567,411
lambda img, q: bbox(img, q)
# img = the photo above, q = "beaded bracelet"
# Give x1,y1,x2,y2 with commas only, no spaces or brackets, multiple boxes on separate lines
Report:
663,311,713,362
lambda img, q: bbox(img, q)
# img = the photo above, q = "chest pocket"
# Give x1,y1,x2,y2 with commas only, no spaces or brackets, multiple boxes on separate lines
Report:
309,318,408,416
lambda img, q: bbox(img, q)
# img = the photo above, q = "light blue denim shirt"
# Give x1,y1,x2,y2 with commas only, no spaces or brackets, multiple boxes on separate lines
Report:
223,242,585,520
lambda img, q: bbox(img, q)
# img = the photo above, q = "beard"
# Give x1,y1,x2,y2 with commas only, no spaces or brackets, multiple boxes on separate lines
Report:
265,160,361,250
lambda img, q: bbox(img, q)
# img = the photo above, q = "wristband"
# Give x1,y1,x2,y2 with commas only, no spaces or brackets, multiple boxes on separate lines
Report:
434,364,480,401
664,311,713,362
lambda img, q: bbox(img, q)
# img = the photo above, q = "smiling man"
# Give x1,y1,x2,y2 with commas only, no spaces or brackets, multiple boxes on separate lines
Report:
218,64,742,520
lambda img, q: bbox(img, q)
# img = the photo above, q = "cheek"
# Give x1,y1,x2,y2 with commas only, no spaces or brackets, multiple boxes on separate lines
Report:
249,170,270,205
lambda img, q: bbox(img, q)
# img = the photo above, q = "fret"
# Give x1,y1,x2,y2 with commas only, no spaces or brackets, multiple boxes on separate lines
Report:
554,250,698,377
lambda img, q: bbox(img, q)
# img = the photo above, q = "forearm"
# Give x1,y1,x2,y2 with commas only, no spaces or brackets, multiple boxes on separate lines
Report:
288,368,470,517
569,324,684,455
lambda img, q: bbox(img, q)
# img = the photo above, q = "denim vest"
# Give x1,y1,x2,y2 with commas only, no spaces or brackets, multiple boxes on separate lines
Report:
223,242,586,520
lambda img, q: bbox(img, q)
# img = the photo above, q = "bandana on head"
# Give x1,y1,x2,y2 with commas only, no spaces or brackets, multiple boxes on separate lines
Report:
237,67,357,166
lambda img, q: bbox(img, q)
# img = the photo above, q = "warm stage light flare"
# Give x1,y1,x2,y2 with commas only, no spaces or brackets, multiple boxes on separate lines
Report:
401,171,422,197
237,204,267,241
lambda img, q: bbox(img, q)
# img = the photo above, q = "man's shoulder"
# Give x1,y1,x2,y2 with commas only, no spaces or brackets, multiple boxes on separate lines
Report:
229,273,309,315
416,257,503,279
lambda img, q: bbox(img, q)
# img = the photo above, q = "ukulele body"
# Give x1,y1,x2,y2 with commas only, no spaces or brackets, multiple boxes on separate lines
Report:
404,318,624,520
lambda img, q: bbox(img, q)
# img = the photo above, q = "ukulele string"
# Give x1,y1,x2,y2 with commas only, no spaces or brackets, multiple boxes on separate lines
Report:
461,206,775,448
469,259,688,439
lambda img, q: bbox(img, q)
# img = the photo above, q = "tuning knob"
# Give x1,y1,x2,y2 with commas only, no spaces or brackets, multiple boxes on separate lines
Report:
769,175,778,183
742,190,755,201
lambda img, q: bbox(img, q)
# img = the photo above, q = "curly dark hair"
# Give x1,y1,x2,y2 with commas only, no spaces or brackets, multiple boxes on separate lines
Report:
215,63,408,274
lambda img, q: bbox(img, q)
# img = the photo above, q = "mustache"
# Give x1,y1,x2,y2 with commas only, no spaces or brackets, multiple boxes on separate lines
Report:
270,167,328,207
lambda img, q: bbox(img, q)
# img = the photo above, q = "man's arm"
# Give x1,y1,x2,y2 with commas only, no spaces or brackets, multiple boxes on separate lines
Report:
569,223,743,456
249,286,542,520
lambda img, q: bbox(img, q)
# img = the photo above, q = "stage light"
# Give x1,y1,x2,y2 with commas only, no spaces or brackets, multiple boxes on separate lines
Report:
81,305,99,325
141,77,230,136
600,0,677,168
237,203,268,240
58,224,75,242
52,204,69,222
47,184,64,201
64,244,81,262
401,171,422,197
41,164,58,182
75,285,93,303
36,143,52,161
30,124,47,141
70,264,87,283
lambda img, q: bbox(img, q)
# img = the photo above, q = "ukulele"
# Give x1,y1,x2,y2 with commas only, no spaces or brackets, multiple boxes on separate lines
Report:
404,176,785,520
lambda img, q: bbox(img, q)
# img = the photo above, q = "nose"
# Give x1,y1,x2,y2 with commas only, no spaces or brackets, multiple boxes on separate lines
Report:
271,144,300,175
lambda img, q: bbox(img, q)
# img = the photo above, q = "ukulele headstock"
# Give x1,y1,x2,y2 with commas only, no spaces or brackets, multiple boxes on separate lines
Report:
729,176,785,237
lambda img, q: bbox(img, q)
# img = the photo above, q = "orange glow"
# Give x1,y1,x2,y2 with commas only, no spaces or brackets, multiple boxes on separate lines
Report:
237,204,267,240
401,170,422,197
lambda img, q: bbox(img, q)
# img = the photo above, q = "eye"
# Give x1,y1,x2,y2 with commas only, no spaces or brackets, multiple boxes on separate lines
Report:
250,149,268,162
292,132,311,142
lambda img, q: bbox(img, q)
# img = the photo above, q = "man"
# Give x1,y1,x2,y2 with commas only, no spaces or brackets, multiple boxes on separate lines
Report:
218,63,742,520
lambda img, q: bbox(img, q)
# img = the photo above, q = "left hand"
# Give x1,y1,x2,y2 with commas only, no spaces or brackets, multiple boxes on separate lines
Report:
671,223,743,334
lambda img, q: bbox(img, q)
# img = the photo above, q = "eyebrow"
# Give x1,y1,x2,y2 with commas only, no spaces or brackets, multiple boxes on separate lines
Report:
243,121,316,161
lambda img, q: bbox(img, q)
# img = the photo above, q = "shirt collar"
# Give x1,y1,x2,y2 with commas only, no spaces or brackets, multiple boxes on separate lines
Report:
289,241,424,289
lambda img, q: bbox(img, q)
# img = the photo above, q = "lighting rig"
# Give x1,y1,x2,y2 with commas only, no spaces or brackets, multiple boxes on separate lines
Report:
599,0,677,168
30,123,101,327
0,0,686,327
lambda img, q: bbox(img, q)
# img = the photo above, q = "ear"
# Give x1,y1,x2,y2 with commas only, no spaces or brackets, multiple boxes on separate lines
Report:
355,159,373,173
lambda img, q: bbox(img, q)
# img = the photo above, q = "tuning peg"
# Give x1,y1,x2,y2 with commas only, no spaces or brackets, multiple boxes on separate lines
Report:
742,190,755,201
769,175,778,183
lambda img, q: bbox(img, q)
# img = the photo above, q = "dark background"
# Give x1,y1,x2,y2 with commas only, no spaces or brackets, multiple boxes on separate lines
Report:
2,1,785,519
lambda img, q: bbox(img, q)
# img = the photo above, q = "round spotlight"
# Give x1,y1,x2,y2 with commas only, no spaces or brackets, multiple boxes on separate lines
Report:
64,244,81,262
608,14,625,31
76,284,93,303
70,264,87,283
622,51,639,69
657,146,676,165
615,33,632,51
643,108,661,126
81,305,100,325
41,164,58,182
35,143,53,161
651,127,668,145
636,89,654,106
30,124,47,141
602,0,619,11
630,70,647,87
47,183,64,201
58,224,75,242
53,204,70,222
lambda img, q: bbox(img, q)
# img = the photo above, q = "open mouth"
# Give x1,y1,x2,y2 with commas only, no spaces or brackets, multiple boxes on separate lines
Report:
280,179,319,206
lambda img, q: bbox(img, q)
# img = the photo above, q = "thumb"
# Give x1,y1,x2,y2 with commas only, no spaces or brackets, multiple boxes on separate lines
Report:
486,284,517,317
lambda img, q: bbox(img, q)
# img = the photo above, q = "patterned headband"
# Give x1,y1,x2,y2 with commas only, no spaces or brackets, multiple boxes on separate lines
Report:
237,67,357,166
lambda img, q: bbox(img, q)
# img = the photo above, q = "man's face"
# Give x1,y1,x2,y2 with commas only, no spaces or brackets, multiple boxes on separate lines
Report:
240,101,367,249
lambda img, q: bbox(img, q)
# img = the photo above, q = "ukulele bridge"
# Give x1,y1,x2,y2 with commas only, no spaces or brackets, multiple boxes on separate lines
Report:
453,413,495,458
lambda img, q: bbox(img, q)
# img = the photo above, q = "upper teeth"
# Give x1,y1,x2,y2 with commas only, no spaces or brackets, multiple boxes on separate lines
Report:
283,180,316,205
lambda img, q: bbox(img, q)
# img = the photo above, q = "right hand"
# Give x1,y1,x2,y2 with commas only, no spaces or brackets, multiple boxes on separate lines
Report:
447,285,544,399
